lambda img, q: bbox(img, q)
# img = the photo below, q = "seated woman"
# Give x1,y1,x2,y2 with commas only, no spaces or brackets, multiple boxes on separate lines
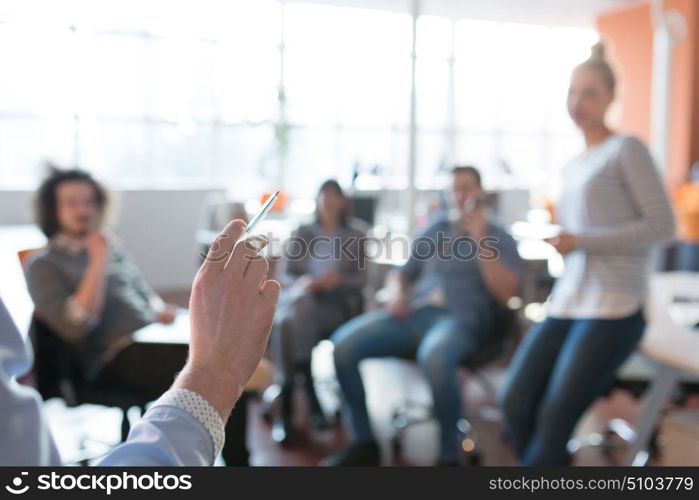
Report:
25,167,251,465
271,180,367,444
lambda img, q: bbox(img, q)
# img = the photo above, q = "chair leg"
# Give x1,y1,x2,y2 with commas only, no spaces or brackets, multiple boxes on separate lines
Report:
261,383,282,424
302,375,329,429
120,408,131,442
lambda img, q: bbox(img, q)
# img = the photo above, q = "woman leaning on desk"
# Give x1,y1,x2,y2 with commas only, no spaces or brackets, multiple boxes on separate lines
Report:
499,42,676,465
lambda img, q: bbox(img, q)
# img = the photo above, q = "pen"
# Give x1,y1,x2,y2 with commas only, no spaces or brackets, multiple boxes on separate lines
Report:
243,190,280,239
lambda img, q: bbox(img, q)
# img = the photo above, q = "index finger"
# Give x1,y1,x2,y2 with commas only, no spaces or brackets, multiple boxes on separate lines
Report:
226,235,269,275
200,219,247,272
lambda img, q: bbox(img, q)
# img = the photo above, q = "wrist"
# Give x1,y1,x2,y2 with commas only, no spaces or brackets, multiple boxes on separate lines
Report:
173,362,244,421
88,253,108,267
473,222,489,240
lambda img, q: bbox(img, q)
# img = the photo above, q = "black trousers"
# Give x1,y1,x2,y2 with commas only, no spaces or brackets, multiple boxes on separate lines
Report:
95,342,249,466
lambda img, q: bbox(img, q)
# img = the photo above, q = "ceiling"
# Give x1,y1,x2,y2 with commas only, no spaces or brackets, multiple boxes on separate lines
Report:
294,0,645,27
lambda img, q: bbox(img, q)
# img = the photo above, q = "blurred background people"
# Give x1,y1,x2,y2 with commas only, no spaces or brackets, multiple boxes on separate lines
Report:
270,180,366,444
499,43,675,466
322,166,521,466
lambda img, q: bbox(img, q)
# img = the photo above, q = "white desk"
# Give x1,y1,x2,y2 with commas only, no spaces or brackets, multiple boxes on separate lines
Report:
133,310,273,391
624,272,699,466
132,310,191,345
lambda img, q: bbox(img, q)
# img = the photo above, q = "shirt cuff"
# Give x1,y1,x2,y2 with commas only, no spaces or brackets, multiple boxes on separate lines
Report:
151,388,225,461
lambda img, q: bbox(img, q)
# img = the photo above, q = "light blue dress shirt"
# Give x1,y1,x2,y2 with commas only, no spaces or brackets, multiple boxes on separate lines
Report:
0,297,222,466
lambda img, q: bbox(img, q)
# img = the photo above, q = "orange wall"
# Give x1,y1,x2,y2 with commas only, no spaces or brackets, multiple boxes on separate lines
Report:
597,0,699,186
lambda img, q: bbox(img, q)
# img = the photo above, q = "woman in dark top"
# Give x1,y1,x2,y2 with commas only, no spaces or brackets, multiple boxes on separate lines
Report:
271,180,367,444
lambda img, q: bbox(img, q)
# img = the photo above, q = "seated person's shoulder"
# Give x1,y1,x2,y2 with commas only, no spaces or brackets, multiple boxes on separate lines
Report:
293,222,317,239
485,220,522,270
26,248,60,277
417,213,450,237
25,249,70,295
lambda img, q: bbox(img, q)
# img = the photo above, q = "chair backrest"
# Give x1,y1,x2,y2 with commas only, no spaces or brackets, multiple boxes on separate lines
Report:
461,303,520,370
31,317,81,405
17,247,44,269
492,303,520,343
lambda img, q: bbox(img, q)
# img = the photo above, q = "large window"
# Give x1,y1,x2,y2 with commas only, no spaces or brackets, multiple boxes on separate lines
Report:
0,0,596,200
416,18,597,193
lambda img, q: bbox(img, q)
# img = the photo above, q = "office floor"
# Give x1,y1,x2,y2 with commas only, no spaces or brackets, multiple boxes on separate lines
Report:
43,371,655,467
244,379,648,466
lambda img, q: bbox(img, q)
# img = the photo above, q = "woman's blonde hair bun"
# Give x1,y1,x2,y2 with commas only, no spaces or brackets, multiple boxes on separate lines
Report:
574,40,616,92
589,41,606,61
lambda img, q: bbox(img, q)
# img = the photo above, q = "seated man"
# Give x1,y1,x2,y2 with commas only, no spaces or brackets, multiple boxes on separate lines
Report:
322,166,521,466
25,168,249,465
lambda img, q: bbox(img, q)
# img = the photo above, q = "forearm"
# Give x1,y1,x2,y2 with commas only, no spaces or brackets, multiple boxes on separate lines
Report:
71,258,108,317
576,212,675,252
478,257,518,306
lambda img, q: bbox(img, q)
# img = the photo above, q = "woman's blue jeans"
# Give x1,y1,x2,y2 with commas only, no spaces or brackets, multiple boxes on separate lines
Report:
498,310,645,465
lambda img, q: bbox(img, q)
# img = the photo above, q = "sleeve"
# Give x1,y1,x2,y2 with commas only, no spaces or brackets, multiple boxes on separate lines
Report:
26,258,96,343
278,227,310,286
119,250,161,307
576,137,676,252
487,226,522,276
0,298,63,466
98,389,225,466
400,223,438,283
1,297,224,467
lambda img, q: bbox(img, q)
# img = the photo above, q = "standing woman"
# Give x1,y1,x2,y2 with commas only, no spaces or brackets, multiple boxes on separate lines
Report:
271,180,367,444
499,43,675,465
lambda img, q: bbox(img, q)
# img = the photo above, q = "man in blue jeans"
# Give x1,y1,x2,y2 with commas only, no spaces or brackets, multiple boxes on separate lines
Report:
322,166,521,466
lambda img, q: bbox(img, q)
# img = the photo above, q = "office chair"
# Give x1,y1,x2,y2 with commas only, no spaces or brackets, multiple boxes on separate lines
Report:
566,345,699,465
388,304,521,466
31,316,150,440
260,290,366,431
18,249,149,463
